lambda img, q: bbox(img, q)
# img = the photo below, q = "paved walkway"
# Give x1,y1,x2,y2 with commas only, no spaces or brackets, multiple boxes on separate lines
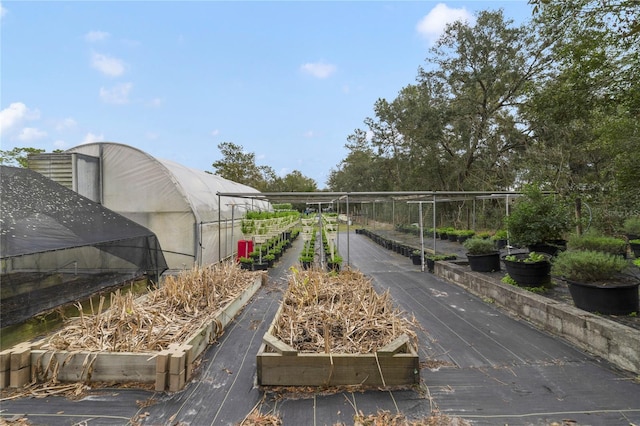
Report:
1,231,639,425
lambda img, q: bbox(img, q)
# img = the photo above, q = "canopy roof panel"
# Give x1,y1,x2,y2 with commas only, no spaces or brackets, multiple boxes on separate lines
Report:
0,165,164,259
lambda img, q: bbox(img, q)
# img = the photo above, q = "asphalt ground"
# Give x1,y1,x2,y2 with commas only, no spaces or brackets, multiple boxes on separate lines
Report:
1,231,639,425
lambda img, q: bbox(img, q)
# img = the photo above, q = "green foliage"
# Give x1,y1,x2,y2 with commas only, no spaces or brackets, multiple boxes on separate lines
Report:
504,252,549,263
505,184,572,247
491,230,508,240
634,259,640,268
551,250,630,283
463,237,496,255
0,147,45,167
623,217,640,235
567,234,627,255
502,274,549,294
238,256,252,264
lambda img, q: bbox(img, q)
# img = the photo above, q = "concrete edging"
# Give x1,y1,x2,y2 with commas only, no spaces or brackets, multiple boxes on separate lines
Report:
435,261,640,375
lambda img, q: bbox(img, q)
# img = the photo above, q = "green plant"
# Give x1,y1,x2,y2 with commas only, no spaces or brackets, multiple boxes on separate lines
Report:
491,229,508,240
505,184,572,247
463,237,496,255
623,217,640,235
634,258,640,267
299,253,314,262
458,230,476,237
412,249,423,256
567,234,627,256
551,250,630,283
502,274,549,294
238,256,252,264
329,254,343,264
263,253,275,262
476,231,492,239
629,239,640,245
504,252,549,263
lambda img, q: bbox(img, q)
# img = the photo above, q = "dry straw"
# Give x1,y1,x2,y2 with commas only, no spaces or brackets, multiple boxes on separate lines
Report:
40,263,260,352
273,268,417,354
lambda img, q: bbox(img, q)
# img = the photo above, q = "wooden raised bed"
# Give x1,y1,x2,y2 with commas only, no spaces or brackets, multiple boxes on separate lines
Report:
1,274,265,392
257,270,419,387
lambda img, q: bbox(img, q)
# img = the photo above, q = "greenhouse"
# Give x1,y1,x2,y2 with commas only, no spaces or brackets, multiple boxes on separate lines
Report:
0,165,168,327
29,142,270,271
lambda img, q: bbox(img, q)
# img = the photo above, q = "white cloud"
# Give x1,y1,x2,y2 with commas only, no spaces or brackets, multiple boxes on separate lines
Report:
147,97,163,107
300,62,337,79
145,131,159,140
54,117,77,131
211,129,220,137
91,52,125,77
1,3,7,19
17,127,47,141
303,130,315,138
81,132,104,144
99,82,133,104
0,102,40,135
84,30,110,42
416,3,474,43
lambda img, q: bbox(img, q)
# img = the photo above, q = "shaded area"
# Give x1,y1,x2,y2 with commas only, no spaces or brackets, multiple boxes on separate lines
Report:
0,165,167,327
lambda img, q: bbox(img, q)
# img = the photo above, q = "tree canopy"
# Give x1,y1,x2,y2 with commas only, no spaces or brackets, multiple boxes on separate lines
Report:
211,142,318,193
327,6,639,221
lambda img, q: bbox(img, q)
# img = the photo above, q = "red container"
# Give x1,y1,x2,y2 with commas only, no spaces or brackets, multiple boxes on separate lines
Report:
237,240,254,261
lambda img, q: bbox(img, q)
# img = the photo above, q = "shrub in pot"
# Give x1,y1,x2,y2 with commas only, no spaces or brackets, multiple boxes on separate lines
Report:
502,252,551,287
505,184,572,255
463,237,500,272
551,249,638,315
411,250,423,265
566,233,628,257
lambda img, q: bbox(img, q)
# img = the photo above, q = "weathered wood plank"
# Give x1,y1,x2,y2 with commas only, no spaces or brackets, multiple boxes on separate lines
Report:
262,333,297,356
257,352,419,386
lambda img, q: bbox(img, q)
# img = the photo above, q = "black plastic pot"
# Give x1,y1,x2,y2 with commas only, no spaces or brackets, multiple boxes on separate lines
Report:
502,254,551,287
630,242,640,258
411,254,422,265
567,279,639,315
466,252,501,272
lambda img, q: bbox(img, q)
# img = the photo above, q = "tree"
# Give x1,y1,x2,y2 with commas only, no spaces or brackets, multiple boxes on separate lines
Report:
268,170,318,192
529,0,640,40
0,147,45,167
417,9,547,191
211,142,275,191
327,129,380,191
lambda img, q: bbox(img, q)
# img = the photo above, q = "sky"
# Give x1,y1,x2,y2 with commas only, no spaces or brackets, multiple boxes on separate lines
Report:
1,1,534,188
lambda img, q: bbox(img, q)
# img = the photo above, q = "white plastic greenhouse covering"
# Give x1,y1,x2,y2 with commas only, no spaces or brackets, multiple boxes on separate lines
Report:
67,142,270,270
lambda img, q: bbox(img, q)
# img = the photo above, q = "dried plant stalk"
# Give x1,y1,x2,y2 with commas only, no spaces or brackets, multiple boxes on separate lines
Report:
40,263,260,352
273,268,416,354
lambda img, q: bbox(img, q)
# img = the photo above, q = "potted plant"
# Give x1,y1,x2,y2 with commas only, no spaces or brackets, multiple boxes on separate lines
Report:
327,254,342,272
505,184,572,255
502,251,552,287
410,250,423,266
623,217,640,240
299,253,314,269
566,234,628,257
463,237,501,272
456,230,475,244
551,249,639,315
238,256,253,270
491,229,508,250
